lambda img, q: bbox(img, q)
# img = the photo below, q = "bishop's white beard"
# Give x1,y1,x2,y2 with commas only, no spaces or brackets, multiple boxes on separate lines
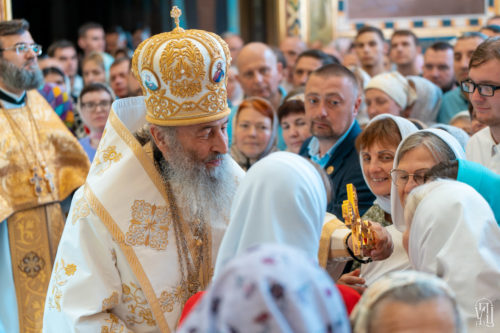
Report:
158,136,236,226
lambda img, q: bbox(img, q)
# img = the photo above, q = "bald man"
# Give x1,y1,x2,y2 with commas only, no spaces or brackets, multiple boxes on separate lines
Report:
237,42,284,109
228,42,286,149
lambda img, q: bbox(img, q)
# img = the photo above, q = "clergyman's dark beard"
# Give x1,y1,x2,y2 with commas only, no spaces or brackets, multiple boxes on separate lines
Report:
0,57,44,91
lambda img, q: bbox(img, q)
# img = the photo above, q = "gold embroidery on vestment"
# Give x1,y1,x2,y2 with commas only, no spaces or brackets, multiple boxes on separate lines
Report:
93,144,123,175
84,184,170,333
159,283,196,313
8,205,63,332
19,251,45,278
101,313,126,333
0,90,89,222
102,291,120,311
122,282,156,327
125,200,170,250
71,196,91,225
47,258,77,312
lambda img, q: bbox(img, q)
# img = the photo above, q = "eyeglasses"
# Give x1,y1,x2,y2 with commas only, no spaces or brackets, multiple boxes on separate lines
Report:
390,169,429,187
81,100,112,111
0,43,42,56
461,79,500,97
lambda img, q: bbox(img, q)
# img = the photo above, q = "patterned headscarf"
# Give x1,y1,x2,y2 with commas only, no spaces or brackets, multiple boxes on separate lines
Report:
38,82,75,133
178,243,351,333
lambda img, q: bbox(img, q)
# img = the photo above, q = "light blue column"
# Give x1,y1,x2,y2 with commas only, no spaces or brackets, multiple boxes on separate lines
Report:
172,0,187,29
227,0,239,34
0,221,19,333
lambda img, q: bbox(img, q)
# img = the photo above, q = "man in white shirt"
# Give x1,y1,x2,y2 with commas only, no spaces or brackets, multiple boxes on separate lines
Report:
463,37,500,174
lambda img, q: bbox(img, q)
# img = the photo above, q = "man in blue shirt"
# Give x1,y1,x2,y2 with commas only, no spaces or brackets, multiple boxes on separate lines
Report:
300,64,374,217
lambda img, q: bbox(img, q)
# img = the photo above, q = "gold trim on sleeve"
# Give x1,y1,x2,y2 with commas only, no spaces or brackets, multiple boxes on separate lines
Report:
318,219,338,268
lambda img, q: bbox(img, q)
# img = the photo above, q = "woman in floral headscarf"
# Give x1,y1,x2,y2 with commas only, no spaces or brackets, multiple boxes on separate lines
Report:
178,243,350,333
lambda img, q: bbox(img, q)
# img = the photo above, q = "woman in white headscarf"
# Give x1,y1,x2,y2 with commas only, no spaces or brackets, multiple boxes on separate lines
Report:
351,270,464,333
364,72,442,125
178,243,351,333
338,114,417,289
403,180,500,332
390,128,466,232
407,75,442,124
364,72,417,120
431,123,470,150
214,151,327,276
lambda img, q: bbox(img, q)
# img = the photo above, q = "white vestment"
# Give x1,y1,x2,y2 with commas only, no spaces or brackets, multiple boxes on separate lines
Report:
43,97,244,333
466,127,500,175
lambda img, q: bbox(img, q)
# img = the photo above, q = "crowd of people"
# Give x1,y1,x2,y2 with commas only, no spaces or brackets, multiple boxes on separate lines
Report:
1,6,500,332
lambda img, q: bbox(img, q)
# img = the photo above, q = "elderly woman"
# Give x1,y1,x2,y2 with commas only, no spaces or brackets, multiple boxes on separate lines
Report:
230,97,278,170
179,244,350,333
365,72,441,124
364,72,417,119
277,94,311,154
390,129,465,232
403,180,500,332
337,114,417,290
351,271,464,333
407,75,442,124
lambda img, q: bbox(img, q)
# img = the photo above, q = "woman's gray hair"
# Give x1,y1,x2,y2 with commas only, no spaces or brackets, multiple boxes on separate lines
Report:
396,131,456,165
367,274,464,333
351,269,464,333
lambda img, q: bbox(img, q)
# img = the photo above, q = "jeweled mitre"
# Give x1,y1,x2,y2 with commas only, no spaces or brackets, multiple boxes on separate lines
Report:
132,7,231,126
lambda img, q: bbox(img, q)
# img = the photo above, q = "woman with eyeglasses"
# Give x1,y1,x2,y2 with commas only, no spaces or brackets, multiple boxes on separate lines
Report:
78,83,115,162
390,128,466,233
